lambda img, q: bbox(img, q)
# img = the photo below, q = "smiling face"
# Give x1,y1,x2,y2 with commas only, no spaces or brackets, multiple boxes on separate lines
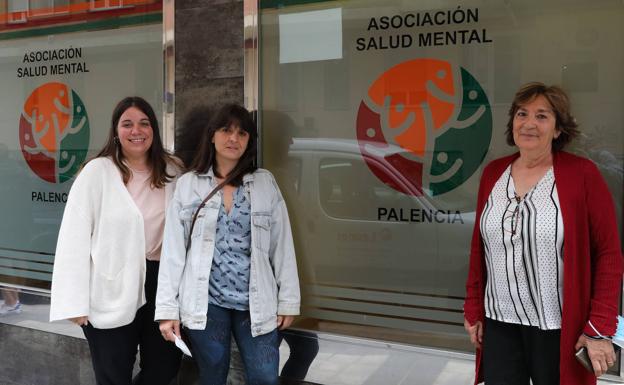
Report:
117,106,154,162
512,95,560,154
212,123,250,166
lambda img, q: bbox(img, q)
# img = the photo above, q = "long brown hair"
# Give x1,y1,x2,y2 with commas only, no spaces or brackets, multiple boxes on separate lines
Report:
190,104,257,186
92,96,176,188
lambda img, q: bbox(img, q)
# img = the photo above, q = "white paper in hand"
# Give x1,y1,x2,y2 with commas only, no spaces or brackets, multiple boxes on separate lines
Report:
174,334,192,357
614,315,624,349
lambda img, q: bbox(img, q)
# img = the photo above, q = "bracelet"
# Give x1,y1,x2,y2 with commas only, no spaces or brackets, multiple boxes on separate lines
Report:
584,333,611,340
586,321,613,340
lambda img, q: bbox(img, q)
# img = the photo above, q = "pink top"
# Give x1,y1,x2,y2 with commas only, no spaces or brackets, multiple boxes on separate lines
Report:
126,167,166,261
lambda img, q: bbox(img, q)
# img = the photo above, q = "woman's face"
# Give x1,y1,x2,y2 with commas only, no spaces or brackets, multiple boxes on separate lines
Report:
117,106,154,162
212,124,250,164
512,95,560,154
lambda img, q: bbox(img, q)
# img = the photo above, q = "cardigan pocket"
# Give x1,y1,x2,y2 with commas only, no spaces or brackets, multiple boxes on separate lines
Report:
90,269,135,312
92,251,128,281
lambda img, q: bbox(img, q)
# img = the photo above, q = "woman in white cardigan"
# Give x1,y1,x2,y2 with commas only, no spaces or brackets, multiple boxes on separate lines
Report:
50,97,182,385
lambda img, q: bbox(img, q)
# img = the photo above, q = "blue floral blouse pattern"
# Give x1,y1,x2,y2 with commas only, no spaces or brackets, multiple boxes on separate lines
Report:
208,186,252,310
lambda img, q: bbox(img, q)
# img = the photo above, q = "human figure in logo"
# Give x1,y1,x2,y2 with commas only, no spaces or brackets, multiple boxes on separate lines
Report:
463,83,622,385
156,104,300,385
50,96,183,385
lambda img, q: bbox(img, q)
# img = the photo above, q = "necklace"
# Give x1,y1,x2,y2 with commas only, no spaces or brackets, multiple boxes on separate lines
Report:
505,193,523,235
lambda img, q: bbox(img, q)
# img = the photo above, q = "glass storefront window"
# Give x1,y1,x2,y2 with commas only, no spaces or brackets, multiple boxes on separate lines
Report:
260,0,624,352
0,0,163,292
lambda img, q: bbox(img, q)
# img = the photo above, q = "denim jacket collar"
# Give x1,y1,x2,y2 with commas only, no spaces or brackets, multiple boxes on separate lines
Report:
197,167,255,184
196,167,215,179
196,168,255,201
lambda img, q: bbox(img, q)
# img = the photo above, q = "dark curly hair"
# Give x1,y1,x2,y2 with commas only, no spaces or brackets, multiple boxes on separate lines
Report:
505,82,579,152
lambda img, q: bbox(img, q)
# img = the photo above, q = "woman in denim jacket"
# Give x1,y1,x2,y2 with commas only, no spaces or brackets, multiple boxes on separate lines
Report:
155,104,300,385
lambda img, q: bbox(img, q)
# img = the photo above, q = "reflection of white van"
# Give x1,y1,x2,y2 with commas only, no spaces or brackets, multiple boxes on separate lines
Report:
282,138,475,335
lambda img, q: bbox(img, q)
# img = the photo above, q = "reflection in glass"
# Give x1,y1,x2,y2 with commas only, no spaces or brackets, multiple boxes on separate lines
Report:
259,0,623,353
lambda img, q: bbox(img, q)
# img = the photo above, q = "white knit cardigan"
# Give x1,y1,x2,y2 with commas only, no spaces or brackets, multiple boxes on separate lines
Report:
50,157,177,329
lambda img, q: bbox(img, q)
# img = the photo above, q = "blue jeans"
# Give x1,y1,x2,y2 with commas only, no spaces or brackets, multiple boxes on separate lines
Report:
185,305,279,385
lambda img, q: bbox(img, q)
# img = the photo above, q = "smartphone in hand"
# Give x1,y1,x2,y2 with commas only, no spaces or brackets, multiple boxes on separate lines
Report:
575,347,593,372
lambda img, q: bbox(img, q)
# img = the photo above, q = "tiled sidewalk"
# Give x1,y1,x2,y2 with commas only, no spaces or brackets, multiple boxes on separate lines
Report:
1,298,623,385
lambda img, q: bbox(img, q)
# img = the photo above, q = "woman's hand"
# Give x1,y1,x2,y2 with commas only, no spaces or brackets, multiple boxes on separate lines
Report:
159,319,181,342
69,316,88,326
464,318,483,349
575,335,616,377
277,315,295,330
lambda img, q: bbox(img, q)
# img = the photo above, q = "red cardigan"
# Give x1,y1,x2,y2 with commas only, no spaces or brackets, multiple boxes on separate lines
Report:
464,151,623,385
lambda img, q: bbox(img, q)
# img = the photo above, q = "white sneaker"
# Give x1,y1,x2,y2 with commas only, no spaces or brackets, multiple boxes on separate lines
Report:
0,301,22,316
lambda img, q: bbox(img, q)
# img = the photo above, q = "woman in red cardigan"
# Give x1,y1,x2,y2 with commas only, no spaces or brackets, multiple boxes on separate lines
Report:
463,82,622,385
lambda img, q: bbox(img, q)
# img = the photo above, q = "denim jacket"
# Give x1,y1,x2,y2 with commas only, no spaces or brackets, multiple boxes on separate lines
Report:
155,168,300,337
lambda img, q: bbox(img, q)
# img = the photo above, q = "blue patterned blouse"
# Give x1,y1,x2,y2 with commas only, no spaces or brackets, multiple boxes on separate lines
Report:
208,186,252,310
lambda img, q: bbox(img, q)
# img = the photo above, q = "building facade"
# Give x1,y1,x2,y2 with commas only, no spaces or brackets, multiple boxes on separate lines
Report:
0,0,623,384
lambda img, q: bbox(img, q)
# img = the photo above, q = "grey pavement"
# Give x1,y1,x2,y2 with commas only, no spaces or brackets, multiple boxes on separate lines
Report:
1,299,622,385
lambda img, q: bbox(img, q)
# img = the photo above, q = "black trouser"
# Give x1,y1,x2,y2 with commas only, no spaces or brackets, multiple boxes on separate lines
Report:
483,318,560,385
279,330,319,382
82,260,182,385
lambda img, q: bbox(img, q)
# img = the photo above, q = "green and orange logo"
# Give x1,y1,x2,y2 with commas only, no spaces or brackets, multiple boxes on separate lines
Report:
356,58,492,196
19,82,90,183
